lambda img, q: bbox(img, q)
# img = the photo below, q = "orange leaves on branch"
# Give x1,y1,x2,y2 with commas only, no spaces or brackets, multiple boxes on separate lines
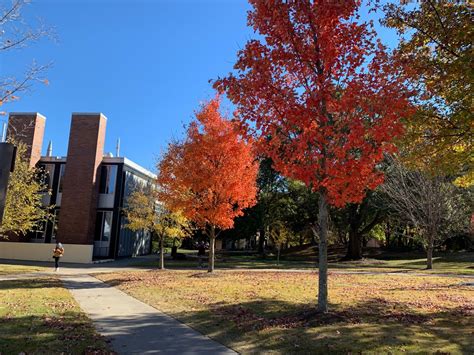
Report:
214,0,414,208
157,97,258,230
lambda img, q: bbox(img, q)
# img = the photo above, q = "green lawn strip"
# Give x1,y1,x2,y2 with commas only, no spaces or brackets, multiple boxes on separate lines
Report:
0,263,48,275
98,270,474,354
132,251,474,275
0,277,111,354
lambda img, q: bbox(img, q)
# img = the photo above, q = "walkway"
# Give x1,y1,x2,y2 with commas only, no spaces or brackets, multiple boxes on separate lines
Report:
64,274,235,354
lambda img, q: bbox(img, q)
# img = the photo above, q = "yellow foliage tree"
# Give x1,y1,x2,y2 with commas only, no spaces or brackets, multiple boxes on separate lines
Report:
125,188,191,270
0,140,51,238
382,1,473,184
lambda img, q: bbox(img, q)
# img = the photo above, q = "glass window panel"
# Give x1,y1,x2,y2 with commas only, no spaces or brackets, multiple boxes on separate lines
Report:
99,166,108,194
50,210,60,243
106,165,117,194
102,212,112,242
99,165,117,194
95,212,104,241
57,164,66,194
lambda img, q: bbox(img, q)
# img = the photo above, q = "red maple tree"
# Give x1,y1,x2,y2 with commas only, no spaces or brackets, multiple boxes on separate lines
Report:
214,0,413,311
157,98,258,272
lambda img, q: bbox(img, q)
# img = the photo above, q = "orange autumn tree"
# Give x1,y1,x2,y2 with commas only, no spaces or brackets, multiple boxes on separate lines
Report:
157,98,258,272
215,0,413,311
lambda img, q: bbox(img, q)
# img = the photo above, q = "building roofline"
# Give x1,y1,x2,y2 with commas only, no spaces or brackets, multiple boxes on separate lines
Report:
39,156,67,163
123,157,157,179
9,112,46,120
39,155,156,179
71,112,108,120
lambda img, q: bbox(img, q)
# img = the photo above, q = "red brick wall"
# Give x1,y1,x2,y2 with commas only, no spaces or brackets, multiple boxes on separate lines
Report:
7,113,46,167
57,113,107,245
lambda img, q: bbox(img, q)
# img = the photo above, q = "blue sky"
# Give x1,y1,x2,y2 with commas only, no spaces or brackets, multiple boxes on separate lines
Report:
1,0,397,171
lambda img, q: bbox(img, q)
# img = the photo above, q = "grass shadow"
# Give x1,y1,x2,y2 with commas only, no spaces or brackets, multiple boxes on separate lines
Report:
169,297,473,353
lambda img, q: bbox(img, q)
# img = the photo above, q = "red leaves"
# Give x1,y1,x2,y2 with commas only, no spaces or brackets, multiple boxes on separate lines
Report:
215,0,414,208
157,97,258,230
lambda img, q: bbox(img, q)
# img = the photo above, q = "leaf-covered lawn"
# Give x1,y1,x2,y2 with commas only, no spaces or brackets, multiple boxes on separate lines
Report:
0,277,111,354
98,270,474,354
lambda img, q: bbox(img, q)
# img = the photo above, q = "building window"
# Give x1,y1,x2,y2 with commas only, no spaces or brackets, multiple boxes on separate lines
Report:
95,211,113,242
94,211,113,257
57,164,66,194
99,165,117,194
50,210,60,243
32,221,47,242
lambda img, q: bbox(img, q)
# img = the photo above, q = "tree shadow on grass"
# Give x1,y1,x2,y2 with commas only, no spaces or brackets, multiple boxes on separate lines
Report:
0,277,63,290
170,297,474,354
0,311,111,354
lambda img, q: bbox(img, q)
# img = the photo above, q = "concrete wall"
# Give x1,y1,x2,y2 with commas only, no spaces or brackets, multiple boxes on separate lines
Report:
0,242,93,263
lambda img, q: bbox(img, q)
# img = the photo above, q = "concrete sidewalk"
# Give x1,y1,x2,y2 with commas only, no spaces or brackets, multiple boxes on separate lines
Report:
62,274,236,355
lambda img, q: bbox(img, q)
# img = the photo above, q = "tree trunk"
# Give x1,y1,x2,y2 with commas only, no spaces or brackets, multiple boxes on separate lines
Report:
426,235,434,270
345,229,362,260
277,247,280,266
317,190,329,313
385,222,391,248
159,236,165,270
258,228,265,254
208,225,216,273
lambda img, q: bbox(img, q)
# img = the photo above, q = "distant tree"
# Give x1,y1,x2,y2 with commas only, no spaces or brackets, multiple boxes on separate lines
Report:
0,0,52,111
381,157,472,269
215,0,412,312
0,140,51,238
286,179,318,246
333,191,385,260
125,189,191,270
381,1,473,186
157,98,258,272
269,221,293,266
255,158,288,254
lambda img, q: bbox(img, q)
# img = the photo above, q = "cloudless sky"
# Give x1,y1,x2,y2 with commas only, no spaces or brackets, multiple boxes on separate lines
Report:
1,0,397,171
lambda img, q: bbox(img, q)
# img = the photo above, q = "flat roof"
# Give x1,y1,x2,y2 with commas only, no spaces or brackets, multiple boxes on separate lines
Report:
39,155,156,180
103,156,156,179
9,112,46,120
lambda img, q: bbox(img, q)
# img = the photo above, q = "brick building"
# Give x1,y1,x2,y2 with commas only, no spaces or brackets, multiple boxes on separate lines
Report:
0,112,154,263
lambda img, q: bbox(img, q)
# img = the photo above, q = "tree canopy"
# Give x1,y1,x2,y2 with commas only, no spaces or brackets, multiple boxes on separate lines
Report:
381,1,473,185
215,0,413,312
125,188,191,269
157,97,258,272
0,140,51,238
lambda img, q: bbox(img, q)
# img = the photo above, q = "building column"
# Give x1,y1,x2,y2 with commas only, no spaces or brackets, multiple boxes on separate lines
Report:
57,113,107,245
7,113,46,167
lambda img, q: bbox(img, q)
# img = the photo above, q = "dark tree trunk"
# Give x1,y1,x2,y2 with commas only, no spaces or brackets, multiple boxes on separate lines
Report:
427,246,433,269
171,238,178,257
258,228,265,254
344,204,363,260
345,228,363,260
317,190,329,313
426,234,434,270
385,222,391,248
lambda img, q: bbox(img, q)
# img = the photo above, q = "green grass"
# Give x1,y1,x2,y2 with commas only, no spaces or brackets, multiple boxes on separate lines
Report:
0,263,48,275
98,270,474,354
0,277,111,354
134,250,474,275
328,251,474,275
